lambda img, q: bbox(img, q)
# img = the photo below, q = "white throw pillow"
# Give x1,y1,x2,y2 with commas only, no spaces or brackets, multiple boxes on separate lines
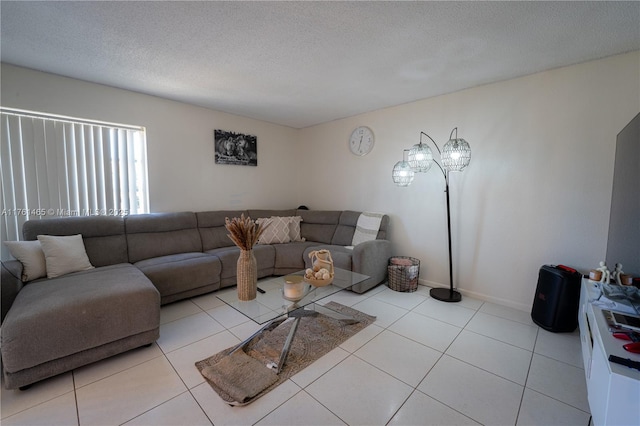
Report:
37,234,94,278
256,217,291,244
4,240,47,281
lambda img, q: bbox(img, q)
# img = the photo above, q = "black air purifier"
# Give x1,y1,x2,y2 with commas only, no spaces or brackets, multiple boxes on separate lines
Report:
531,265,582,332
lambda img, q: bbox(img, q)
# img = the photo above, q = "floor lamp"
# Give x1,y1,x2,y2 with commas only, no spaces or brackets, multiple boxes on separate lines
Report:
392,128,471,302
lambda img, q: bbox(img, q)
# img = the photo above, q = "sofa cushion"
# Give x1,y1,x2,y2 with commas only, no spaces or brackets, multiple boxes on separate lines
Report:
205,245,275,286
37,234,94,278
126,212,202,263
331,211,361,246
22,216,128,267
298,210,341,244
273,241,315,271
197,210,248,251
3,240,47,281
1,264,159,374
134,252,221,299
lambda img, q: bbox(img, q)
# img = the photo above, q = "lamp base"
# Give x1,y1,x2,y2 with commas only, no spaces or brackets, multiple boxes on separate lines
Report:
430,287,462,303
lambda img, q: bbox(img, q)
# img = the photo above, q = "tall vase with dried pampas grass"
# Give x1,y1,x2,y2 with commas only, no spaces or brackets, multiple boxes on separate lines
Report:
225,214,268,301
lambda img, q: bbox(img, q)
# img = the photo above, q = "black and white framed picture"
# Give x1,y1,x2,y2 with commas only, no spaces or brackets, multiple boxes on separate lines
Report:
214,130,257,166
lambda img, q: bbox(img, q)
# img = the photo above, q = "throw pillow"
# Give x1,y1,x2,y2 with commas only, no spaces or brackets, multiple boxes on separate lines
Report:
37,234,94,278
256,217,291,244
281,216,304,242
3,240,47,281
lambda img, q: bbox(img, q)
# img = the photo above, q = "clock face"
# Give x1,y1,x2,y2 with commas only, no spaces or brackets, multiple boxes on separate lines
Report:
349,126,375,156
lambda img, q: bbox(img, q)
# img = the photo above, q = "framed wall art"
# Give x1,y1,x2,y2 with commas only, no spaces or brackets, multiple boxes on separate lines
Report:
214,130,257,166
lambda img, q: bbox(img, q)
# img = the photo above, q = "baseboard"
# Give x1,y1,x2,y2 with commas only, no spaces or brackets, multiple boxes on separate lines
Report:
419,279,531,313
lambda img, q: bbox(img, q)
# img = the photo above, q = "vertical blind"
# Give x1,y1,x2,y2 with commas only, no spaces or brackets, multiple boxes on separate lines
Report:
1,108,149,253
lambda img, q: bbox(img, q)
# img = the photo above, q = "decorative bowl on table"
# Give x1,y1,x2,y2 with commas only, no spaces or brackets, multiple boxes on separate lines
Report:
304,275,334,287
303,268,334,287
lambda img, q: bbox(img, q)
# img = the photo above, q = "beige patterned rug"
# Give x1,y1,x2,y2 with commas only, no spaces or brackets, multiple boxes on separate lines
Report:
195,301,376,405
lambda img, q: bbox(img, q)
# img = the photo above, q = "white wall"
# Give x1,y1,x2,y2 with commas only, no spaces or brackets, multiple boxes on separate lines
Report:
1,64,301,212
2,51,639,310
296,51,640,310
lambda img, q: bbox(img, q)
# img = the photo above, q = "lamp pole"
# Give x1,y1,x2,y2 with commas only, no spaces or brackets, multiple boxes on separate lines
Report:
426,145,462,302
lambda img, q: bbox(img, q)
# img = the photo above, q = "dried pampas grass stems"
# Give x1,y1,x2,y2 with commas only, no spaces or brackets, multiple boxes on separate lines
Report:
225,214,268,250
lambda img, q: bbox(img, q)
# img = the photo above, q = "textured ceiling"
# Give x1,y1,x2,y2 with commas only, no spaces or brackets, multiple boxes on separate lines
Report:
1,1,639,128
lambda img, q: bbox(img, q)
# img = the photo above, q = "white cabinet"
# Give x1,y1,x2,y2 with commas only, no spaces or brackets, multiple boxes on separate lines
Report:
579,279,640,426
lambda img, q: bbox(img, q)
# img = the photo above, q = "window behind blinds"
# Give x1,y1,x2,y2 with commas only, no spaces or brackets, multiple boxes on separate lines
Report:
0,108,149,255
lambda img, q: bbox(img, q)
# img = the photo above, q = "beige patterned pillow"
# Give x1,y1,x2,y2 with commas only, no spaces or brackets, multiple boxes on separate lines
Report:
285,216,304,242
257,217,291,244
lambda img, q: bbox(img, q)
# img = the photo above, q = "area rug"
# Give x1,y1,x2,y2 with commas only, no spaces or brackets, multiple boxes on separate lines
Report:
195,301,376,405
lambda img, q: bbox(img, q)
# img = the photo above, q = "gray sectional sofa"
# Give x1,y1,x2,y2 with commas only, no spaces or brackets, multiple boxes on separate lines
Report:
1,209,390,389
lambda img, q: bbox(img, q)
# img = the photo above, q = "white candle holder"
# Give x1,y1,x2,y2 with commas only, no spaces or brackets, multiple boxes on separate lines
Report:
283,275,307,301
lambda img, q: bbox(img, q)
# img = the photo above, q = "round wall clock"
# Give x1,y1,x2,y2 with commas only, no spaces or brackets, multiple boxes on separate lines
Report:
349,126,375,156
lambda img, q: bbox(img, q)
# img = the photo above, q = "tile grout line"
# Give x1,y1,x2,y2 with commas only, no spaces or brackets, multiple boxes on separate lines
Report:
514,326,540,424
72,371,80,426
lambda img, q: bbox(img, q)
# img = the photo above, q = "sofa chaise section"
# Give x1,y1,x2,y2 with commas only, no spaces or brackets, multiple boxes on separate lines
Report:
2,264,159,390
2,215,161,390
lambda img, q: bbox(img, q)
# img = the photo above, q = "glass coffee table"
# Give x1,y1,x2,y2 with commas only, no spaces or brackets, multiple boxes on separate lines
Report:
215,267,370,373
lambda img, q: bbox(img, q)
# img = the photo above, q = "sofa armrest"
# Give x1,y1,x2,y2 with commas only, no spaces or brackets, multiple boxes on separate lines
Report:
1,260,24,324
350,239,392,293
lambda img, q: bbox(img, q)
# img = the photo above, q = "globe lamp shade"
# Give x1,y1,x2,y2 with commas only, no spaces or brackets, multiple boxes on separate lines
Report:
442,137,471,171
392,160,415,187
408,143,433,172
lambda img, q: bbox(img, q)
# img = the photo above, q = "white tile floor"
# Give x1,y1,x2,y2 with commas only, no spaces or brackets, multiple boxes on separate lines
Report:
1,284,591,426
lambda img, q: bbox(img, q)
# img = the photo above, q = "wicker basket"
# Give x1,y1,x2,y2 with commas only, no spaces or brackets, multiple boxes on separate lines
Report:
388,256,420,292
